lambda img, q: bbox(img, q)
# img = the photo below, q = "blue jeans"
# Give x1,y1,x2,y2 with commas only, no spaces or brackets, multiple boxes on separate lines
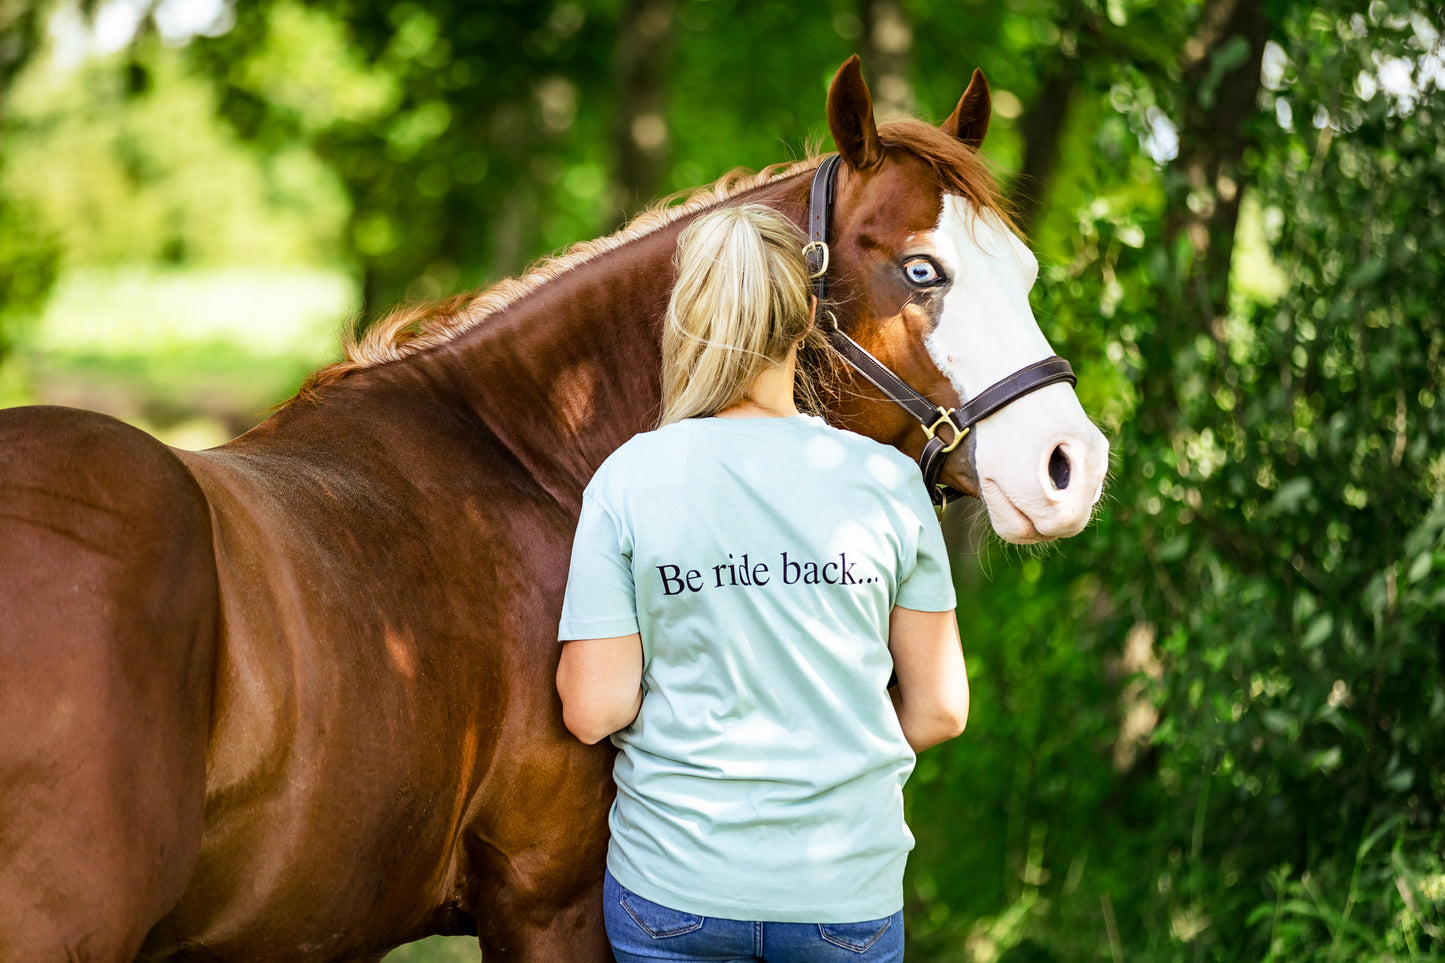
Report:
604,870,904,962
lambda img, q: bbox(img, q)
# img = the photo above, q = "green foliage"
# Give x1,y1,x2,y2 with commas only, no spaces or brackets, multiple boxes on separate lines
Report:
0,192,58,365
1,39,347,267
903,2,1445,961
188,0,625,310
1250,821,1445,962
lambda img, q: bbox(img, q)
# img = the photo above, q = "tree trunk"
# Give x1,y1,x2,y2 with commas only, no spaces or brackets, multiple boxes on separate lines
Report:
859,0,914,120
610,0,675,226
1143,0,1273,433
1009,11,1098,234
0,0,42,115
1013,66,1077,235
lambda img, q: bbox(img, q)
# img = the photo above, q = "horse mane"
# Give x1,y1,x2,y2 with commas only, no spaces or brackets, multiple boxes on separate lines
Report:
295,156,825,397
875,118,1016,231
294,118,1011,398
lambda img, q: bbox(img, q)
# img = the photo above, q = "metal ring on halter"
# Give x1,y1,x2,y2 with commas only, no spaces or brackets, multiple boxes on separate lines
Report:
923,406,970,454
802,240,830,279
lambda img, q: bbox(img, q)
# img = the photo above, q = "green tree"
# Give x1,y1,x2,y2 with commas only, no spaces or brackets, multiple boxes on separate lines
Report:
0,0,57,365
187,1,625,315
906,1,1445,960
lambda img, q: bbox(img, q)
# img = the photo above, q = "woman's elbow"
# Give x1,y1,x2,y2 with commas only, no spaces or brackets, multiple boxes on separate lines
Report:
563,708,613,745
934,688,970,742
559,688,639,744
942,703,968,740
558,690,619,745
952,683,971,736
557,662,607,744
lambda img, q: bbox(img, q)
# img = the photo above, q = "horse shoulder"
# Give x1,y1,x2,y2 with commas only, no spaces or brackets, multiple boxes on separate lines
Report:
0,405,218,961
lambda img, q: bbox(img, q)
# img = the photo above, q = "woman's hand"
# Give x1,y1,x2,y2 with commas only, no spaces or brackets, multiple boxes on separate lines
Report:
556,633,644,744
888,607,969,752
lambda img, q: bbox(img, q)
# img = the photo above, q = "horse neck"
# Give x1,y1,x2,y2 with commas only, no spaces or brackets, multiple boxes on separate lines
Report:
413,171,814,511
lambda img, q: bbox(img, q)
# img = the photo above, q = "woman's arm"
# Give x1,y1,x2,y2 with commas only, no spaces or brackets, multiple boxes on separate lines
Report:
556,633,645,745
888,606,969,753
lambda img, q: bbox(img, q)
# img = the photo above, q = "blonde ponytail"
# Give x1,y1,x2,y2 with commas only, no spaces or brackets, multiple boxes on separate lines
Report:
659,204,828,425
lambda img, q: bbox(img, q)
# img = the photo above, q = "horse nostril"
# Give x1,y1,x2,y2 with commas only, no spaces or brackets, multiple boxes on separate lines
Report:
1048,446,1071,491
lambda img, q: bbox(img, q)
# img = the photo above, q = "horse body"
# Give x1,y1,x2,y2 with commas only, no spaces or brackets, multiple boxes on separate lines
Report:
0,59,1108,961
138,321,663,957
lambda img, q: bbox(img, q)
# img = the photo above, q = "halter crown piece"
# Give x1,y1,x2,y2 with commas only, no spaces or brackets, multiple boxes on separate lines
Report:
804,153,1079,508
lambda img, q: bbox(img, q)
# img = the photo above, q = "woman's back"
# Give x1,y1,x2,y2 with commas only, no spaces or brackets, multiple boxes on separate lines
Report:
561,412,953,921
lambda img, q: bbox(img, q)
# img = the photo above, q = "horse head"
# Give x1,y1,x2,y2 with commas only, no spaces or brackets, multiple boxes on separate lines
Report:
819,56,1110,544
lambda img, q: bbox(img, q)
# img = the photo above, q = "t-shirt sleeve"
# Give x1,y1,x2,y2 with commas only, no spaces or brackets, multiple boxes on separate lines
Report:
557,490,641,641
893,481,957,612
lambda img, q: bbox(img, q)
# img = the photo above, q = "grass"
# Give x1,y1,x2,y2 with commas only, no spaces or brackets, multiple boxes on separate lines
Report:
383,936,480,962
3,264,355,447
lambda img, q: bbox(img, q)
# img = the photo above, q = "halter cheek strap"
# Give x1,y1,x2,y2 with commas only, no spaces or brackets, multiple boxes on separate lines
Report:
804,153,1078,508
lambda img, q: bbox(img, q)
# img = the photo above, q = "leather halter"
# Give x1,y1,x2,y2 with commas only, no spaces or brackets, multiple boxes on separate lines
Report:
804,153,1078,507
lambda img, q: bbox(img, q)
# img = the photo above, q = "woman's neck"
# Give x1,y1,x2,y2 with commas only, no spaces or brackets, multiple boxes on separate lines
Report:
716,348,800,419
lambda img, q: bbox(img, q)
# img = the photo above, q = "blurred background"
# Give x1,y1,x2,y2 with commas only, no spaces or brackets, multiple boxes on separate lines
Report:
1,0,1442,960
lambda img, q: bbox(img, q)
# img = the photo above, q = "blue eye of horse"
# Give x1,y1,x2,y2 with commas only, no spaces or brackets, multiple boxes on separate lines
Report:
903,258,943,286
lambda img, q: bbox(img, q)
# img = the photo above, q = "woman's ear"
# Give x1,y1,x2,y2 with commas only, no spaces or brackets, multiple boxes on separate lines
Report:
800,295,818,340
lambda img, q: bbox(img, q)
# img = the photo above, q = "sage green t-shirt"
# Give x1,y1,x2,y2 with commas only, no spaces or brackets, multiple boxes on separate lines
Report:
557,414,956,923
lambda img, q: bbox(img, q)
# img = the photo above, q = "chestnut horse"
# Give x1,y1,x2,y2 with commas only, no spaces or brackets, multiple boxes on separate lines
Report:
0,58,1107,961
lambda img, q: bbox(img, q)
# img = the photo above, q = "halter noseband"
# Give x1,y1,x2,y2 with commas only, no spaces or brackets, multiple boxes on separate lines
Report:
804,153,1079,508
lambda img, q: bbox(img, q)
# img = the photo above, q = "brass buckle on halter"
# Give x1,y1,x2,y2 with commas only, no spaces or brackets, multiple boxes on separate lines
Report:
923,406,969,454
802,240,830,279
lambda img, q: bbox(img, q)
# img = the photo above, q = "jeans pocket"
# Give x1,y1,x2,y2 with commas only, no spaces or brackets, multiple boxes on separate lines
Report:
619,888,706,939
818,916,894,952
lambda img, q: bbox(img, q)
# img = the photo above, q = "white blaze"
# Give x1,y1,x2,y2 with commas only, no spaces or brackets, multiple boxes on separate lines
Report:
923,195,1109,543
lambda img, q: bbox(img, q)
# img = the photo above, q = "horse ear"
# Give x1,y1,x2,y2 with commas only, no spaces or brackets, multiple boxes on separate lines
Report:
942,68,991,150
827,55,885,172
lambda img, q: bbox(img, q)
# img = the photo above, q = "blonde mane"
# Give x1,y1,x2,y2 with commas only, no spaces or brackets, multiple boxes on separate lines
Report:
299,156,826,395
298,118,1012,396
